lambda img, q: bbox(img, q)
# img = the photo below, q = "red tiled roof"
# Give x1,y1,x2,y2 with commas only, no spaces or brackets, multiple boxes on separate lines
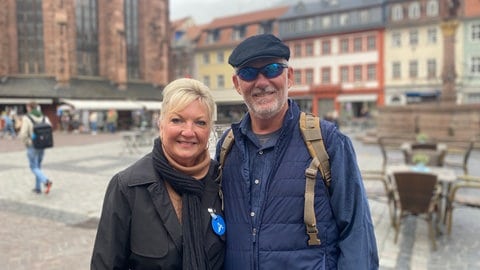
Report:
206,6,289,29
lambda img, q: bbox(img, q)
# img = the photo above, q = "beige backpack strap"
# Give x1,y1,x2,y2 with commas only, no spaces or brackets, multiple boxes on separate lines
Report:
218,129,235,211
299,112,331,246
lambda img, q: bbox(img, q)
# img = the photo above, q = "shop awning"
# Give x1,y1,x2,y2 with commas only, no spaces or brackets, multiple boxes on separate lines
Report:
211,89,244,104
405,90,440,97
60,98,161,111
136,101,162,111
336,94,378,103
0,98,53,104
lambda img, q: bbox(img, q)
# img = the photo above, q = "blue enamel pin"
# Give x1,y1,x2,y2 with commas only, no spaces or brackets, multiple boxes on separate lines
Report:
208,208,226,236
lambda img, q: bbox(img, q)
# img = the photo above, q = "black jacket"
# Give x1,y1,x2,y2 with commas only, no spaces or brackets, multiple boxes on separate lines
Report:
91,153,225,269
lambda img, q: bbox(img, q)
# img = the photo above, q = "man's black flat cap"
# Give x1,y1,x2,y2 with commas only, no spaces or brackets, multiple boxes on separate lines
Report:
228,34,290,68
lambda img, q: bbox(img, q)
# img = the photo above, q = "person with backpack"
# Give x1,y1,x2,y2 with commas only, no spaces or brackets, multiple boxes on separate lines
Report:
215,34,378,269
19,101,53,194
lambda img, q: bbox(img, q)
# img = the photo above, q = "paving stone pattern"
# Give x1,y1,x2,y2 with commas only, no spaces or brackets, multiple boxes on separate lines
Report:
1,130,479,269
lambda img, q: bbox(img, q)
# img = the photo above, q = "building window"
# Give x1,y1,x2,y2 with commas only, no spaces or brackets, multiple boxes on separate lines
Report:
427,28,437,44
408,2,421,19
471,56,480,74
367,36,376,50
409,30,419,46
322,40,331,55
125,0,140,79
340,66,349,82
321,68,331,84
217,52,224,63
203,76,210,87
232,25,246,41
217,75,224,88
203,53,210,64
392,32,401,47
304,18,314,31
258,21,273,34
305,42,314,56
392,4,403,21
426,0,439,17
323,16,331,28
360,10,369,23
340,38,349,53
353,37,362,52
392,62,401,79
306,69,314,84
294,70,302,85
367,64,376,81
294,43,302,57
76,0,99,76
427,59,437,78
353,65,362,81
17,0,45,74
207,29,220,44
339,13,349,26
471,23,480,42
409,60,418,78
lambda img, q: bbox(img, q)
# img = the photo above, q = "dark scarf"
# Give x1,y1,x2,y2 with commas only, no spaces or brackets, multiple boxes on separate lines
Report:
151,138,210,270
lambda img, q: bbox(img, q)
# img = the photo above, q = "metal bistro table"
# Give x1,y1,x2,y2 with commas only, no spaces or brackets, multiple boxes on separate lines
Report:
386,164,457,230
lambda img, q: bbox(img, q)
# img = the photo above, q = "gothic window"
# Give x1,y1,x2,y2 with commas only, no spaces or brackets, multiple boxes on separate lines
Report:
17,0,45,74
125,0,140,79
76,0,99,76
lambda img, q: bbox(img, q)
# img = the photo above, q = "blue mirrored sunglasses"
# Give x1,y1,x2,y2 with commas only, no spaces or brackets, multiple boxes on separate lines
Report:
237,63,288,81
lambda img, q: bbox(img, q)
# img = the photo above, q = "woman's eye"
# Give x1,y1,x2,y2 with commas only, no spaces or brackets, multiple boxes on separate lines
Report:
171,118,182,124
196,120,207,126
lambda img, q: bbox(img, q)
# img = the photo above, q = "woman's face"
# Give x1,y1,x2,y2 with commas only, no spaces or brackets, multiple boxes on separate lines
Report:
159,99,211,167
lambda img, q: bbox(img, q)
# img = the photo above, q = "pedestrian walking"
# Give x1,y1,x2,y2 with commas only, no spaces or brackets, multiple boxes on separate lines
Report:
1,108,16,139
18,101,52,194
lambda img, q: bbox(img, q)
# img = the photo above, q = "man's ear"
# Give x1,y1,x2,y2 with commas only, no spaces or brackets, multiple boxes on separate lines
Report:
287,67,294,89
232,75,241,94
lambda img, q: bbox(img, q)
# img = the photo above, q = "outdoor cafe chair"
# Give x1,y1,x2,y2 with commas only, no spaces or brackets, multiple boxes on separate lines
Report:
443,139,475,175
392,171,442,251
445,175,480,235
402,142,447,167
360,136,410,226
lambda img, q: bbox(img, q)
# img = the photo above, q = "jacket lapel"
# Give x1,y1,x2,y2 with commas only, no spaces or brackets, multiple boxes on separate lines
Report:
148,181,183,252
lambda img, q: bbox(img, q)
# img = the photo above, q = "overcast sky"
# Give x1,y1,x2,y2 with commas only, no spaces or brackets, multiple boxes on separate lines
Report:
170,0,293,24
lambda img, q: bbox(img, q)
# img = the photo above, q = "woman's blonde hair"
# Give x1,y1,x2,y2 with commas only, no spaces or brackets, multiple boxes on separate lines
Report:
160,78,215,127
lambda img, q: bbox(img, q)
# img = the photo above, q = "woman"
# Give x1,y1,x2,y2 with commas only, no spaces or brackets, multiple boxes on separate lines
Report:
91,78,225,269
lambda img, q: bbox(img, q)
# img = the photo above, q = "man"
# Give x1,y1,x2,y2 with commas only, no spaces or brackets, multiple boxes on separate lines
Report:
19,101,53,194
215,34,378,269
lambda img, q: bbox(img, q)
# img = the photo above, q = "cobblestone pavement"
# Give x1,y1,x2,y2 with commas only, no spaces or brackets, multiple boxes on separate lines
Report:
1,129,479,269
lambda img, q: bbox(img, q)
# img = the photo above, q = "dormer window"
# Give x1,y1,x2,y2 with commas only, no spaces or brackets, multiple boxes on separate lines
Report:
392,4,403,21
408,2,421,19
426,0,439,17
